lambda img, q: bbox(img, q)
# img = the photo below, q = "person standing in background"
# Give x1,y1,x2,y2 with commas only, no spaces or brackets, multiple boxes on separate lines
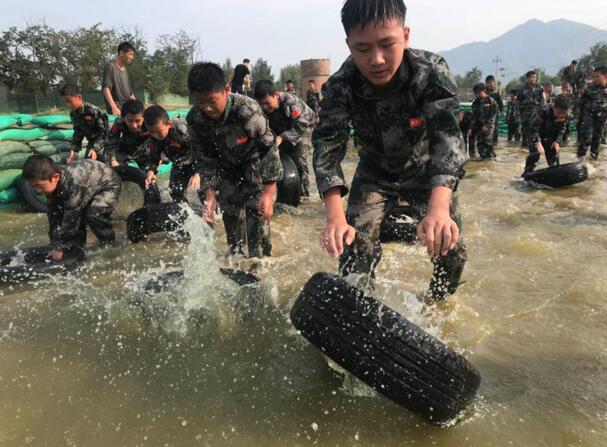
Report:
102,42,136,117
231,59,251,95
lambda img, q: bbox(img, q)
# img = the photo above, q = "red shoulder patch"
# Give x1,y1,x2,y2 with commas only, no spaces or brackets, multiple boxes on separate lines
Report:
290,109,302,119
407,117,425,128
111,125,120,136
236,135,250,146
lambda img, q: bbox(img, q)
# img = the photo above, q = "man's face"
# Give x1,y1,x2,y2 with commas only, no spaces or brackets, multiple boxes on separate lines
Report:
124,113,144,133
593,72,607,86
193,86,230,121
527,74,537,86
257,93,280,115
562,84,572,94
510,94,517,100
285,82,295,92
486,79,495,90
346,18,409,89
308,82,316,92
120,50,135,66
147,120,172,141
545,84,553,94
63,94,83,111
28,173,60,196
474,90,487,100
554,107,569,122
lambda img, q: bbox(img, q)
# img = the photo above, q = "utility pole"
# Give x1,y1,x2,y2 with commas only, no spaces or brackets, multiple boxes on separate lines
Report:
492,55,503,82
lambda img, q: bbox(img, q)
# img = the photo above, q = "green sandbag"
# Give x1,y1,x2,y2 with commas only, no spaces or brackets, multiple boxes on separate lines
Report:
32,146,59,156
0,169,22,190
13,114,33,126
0,187,17,203
31,115,71,127
0,128,48,142
158,162,172,174
30,140,72,153
45,129,74,140
167,108,191,119
0,153,31,170
0,141,31,157
0,116,18,130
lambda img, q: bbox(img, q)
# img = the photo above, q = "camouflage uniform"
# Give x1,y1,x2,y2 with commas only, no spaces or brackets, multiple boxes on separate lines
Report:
577,83,607,160
105,117,151,167
488,89,503,144
471,95,498,159
145,118,199,203
523,105,567,174
312,49,468,301
266,92,316,197
518,84,545,147
70,102,109,162
187,94,284,258
459,111,475,156
562,66,580,97
306,89,321,114
505,98,521,142
48,159,121,250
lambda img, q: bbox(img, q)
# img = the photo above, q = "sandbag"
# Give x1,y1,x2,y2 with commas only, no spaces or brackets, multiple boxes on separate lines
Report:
45,129,74,141
0,128,48,142
18,175,47,213
0,141,31,157
29,140,72,151
31,115,71,127
32,146,60,156
0,169,22,191
0,187,18,203
0,116,18,130
13,114,33,126
0,153,31,170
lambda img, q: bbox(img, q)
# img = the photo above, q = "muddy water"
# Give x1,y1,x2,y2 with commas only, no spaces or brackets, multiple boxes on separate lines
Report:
0,142,606,447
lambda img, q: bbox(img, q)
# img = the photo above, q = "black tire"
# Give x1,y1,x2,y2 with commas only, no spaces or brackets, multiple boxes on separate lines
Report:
126,202,189,243
290,272,481,425
113,165,161,206
523,161,588,188
380,207,418,244
18,175,48,213
144,268,259,294
0,246,85,286
276,154,301,207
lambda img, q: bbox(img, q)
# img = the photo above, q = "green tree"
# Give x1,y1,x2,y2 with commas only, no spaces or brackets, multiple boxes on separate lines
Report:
222,57,234,83
251,58,274,83
279,64,301,91
455,67,483,90
578,42,607,71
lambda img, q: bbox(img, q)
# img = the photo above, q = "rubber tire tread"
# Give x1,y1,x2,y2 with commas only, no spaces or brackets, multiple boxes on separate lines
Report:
523,161,588,188
0,246,85,285
276,154,301,207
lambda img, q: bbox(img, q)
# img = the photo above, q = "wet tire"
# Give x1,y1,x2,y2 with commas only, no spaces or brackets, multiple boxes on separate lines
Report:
127,202,189,243
18,175,48,213
112,165,161,206
0,246,85,285
290,272,481,425
380,207,418,244
523,162,588,188
276,155,301,207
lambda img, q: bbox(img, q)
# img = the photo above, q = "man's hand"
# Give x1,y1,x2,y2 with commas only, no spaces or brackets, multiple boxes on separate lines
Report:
275,135,283,147
552,142,561,154
112,107,121,117
203,189,218,224
467,129,472,139
144,171,156,189
536,141,545,156
48,249,64,261
320,187,356,258
416,187,459,261
257,182,277,222
110,158,119,167
67,150,77,163
87,149,98,160
188,173,201,192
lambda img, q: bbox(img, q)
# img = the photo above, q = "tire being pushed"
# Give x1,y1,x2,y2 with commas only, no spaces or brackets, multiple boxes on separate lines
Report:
18,175,48,213
290,272,481,425
0,246,85,286
112,165,161,207
276,154,301,207
127,202,189,243
523,161,588,188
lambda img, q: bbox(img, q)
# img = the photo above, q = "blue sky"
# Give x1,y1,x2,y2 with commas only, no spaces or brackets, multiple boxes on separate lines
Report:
2,0,606,75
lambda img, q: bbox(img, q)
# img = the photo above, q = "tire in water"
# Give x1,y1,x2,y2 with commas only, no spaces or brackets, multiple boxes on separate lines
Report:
127,202,189,243
0,246,85,285
276,154,301,207
523,162,588,188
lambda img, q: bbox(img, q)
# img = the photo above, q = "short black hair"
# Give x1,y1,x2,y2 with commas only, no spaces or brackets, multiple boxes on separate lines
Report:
341,0,407,36
22,154,59,181
595,66,607,76
554,95,571,110
60,84,81,97
188,62,226,94
254,80,277,100
118,42,136,54
510,89,518,95
143,105,170,127
571,60,578,65
526,70,537,78
561,81,571,87
121,99,144,117
473,83,487,94
286,79,294,84
485,75,495,82
243,58,250,64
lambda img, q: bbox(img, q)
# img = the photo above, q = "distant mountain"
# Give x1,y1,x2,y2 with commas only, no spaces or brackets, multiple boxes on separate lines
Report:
440,19,607,82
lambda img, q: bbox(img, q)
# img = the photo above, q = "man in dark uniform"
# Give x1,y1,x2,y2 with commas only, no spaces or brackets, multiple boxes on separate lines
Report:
577,66,607,160
106,99,150,168
485,75,503,144
506,90,521,142
470,83,498,159
306,80,321,115
518,71,545,148
231,59,251,95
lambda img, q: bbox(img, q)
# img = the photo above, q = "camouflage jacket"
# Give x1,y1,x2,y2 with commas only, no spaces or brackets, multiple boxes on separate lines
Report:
471,96,498,130
518,84,545,114
312,49,467,196
105,118,151,165
306,90,321,113
47,159,120,250
529,105,567,144
488,90,504,112
578,84,607,115
70,102,109,152
506,99,520,123
562,66,578,85
186,94,283,192
145,118,196,173
266,92,316,146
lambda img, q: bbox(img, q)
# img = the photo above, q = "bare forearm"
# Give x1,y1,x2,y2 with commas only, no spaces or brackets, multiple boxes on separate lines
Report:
427,186,452,214
323,187,346,222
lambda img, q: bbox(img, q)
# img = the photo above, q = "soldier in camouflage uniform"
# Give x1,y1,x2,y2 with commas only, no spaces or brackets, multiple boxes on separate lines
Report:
313,0,468,302
523,95,570,175
186,62,283,258
22,155,121,261
143,105,200,203
306,80,321,115
562,61,580,97
506,90,521,142
576,67,607,160
518,71,545,148
254,80,316,197
60,85,109,164
485,75,503,144
470,83,498,159
106,99,150,168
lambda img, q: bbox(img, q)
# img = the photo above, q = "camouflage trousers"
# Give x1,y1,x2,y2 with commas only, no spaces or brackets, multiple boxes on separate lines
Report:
217,167,271,258
520,109,539,147
507,120,521,142
169,163,203,203
340,163,468,301
524,138,559,174
577,111,607,159
475,127,496,159
280,130,312,197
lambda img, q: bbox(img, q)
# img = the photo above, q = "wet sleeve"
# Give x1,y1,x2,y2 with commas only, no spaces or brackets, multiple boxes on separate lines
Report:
554,118,567,144
51,187,85,251
245,111,283,184
187,122,222,191
143,141,162,174
280,99,312,145
90,111,109,153
71,115,84,151
419,58,468,190
105,123,121,161
311,79,351,197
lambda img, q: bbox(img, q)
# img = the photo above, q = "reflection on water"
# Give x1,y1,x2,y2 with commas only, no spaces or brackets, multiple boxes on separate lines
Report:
0,143,606,446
